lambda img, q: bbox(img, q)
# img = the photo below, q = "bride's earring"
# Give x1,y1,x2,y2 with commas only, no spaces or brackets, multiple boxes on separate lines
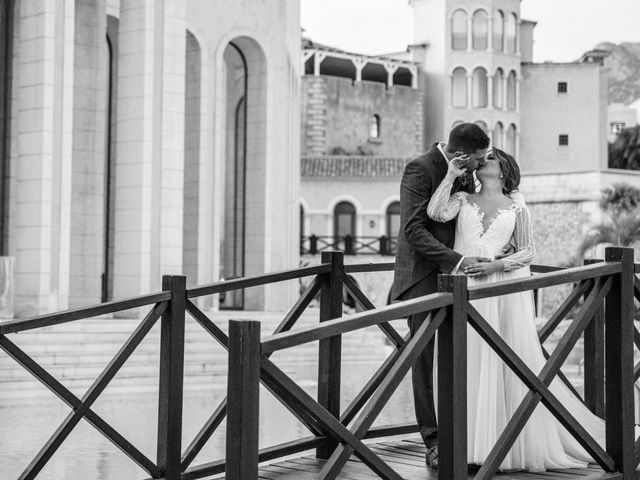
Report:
499,174,504,178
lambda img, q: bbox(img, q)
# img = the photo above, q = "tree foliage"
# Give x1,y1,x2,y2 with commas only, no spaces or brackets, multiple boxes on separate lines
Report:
576,183,640,262
599,182,640,216
609,125,640,170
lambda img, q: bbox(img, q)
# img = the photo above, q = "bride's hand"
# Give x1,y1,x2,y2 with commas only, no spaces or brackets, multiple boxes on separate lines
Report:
446,153,470,180
464,260,504,277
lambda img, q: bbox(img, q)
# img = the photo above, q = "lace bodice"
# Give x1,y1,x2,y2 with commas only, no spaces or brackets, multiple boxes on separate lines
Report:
426,179,535,271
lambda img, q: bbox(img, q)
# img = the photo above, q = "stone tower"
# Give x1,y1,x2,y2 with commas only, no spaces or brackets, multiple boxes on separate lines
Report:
410,0,522,156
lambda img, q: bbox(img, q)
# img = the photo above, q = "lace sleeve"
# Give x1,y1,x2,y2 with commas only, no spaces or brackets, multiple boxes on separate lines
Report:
502,204,536,271
427,179,466,222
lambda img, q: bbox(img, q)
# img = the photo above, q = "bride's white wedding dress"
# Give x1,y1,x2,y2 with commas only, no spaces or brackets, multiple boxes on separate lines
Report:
427,180,606,472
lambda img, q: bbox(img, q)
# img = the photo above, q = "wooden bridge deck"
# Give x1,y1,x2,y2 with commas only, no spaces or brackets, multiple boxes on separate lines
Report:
212,437,622,480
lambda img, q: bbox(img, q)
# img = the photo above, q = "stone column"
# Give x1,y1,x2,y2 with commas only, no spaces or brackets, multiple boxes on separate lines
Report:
467,73,473,108
113,0,185,300
384,62,399,88
487,16,493,52
69,0,107,307
467,16,473,51
313,52,326,76
502,75,508,111
487,74,494,109
410,66,418,89
14,0,74,316
353,58,365,84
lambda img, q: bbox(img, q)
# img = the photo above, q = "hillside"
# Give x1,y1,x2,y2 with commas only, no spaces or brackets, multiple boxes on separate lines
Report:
595,42,640,104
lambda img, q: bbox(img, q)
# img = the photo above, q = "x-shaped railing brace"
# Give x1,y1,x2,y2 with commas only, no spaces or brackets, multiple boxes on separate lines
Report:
0,303,167,480
468,275,615,479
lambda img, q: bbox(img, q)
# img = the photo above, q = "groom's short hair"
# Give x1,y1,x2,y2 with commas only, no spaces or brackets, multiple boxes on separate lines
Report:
447,123,490,153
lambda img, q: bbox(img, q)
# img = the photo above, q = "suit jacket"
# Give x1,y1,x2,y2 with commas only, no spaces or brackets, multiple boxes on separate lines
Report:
391,143,464,301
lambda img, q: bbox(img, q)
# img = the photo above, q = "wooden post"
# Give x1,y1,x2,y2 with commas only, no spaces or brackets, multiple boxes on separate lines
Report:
317,251,344,458
437,274,468,480
604,247,635,476
226,320,261,479
310,234,318,255
379,236,388,256
344,235,354,255
157,275,186,480
583,259,605,417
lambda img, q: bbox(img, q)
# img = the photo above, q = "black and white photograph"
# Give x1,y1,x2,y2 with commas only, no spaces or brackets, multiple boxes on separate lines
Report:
1,0,640,479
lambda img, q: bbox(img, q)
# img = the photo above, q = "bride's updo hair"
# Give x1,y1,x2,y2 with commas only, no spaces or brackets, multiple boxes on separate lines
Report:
494,148,520,195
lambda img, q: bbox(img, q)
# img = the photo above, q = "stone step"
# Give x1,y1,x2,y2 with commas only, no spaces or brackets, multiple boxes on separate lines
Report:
0,309,387,398
0,371,232,399
0,348,322,371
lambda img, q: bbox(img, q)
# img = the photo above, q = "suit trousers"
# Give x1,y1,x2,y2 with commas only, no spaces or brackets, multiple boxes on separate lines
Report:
399,273,439,448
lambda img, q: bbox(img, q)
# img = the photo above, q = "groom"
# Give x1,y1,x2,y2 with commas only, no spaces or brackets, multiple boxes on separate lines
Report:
391,123,490,468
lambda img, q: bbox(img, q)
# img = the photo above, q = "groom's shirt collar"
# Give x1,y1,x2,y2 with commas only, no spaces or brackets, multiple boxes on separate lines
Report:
437,142,450,163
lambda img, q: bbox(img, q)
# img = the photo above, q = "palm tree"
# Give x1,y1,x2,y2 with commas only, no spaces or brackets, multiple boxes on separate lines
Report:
599,182,640,216
609,125,640,170
575,183,640,261
576,212,640,259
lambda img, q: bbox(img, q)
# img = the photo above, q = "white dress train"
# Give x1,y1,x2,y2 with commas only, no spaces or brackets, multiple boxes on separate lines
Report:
427,180,606,472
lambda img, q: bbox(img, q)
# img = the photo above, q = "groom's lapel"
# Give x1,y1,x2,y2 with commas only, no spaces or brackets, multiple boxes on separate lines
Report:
430,143,448,178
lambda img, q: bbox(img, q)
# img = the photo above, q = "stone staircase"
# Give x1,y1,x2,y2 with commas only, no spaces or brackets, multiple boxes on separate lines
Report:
0,309,330,399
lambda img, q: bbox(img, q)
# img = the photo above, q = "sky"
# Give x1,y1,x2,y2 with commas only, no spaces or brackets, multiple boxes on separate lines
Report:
301,0,640,63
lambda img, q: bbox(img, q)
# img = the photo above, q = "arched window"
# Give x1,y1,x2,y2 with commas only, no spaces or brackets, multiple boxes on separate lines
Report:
506,124,517,156
451,67,467,107
506,13,517,54
493,122,504,149
507,70,517,110
472,67,488,108
334,201,356,252
451,10,468,50
370,114,381,138
475,120,488,134
386,202,401,239
0,0,15,256
493,68,504,109
472,10,488,50
493,10,504,52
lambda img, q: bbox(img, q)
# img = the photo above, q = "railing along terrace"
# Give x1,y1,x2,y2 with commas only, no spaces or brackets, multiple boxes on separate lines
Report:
0,248,636,480
301,234,398,256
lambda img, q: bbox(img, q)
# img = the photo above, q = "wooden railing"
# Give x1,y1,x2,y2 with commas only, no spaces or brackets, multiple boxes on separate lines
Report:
301,235,398,256
0,247,637,479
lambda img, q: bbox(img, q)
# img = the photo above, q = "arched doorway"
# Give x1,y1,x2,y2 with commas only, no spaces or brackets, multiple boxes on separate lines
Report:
386,201,401,254
0,0,15,255
220,43,248,309
103,16,118,302
334,201,356,254
216,36,268,310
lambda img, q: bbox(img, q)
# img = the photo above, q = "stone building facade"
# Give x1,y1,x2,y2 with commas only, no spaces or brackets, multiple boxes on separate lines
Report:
1,0,301,316
299,0,640,309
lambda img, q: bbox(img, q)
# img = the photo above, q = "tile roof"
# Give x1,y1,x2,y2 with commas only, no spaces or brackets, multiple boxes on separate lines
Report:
301,156,411,177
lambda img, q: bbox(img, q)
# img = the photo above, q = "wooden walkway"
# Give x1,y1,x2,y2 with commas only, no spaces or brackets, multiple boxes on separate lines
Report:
212,437,623,480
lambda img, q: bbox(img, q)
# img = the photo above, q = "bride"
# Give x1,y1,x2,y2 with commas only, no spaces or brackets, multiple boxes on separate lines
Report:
427,147,606,471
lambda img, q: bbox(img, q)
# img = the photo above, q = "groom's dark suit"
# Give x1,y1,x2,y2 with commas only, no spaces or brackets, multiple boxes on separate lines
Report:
391,143,463,447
